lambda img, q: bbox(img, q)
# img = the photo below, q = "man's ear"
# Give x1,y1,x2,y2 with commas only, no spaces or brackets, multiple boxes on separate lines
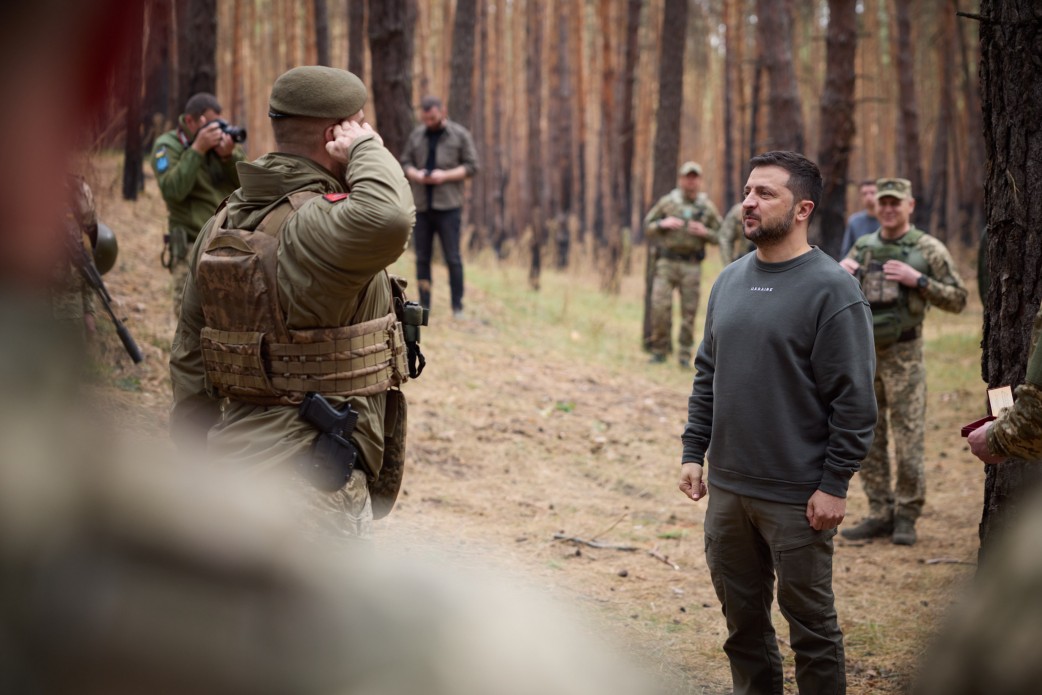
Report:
796,200,815,222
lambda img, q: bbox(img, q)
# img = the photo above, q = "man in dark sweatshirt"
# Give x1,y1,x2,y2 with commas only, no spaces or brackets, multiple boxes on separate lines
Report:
678,151,877,695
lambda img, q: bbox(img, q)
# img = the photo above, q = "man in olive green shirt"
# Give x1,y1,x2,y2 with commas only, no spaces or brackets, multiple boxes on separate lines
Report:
151,93,245,317
170,67,415,539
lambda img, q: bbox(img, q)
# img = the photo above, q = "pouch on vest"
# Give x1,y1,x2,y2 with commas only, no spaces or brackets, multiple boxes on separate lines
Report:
872,310,904,348
861,261,900,307
372,388,407,519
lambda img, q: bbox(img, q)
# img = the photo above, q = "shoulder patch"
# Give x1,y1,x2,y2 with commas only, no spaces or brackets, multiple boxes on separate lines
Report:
155,153,169,173
323,192,349,203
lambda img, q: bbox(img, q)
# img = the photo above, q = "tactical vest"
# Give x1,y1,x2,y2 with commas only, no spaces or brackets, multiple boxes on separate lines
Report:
194,191,409,406
658,190,711,259
855,228,929,348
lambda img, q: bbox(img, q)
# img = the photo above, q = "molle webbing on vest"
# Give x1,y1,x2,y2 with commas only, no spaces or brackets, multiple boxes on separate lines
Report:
196,189,408,405
201,311,407,405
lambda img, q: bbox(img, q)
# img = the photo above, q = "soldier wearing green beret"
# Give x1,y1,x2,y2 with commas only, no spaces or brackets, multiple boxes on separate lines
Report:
839,177,967,546
169,66,416,539
151,93,246,318
644,160,722,368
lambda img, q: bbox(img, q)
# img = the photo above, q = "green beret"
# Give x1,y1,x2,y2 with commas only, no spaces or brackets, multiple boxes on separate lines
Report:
269,66,367,119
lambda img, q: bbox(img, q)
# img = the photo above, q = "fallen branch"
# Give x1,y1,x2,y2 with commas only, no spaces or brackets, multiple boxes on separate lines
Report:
922,557,977,567
647,548,680,570
552,534,638,551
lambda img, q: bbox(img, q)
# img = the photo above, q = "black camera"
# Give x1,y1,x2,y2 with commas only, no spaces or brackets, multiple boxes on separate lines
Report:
215,119,247,143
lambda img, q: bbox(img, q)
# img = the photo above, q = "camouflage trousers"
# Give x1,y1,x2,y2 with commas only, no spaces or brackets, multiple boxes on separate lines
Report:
858,336,926,522
286,467,375,541
648,257,702,363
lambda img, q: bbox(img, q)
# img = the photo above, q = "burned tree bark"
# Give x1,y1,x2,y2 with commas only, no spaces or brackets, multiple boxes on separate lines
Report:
756,0,803,153
175,0,217,110
977,0,1042,560
448,0,477,129
895,0,928,226
813,0,858,258
348,0,366,77
368,0,416,157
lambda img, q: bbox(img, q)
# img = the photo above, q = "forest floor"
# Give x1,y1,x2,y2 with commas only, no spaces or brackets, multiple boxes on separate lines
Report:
87,153,987,694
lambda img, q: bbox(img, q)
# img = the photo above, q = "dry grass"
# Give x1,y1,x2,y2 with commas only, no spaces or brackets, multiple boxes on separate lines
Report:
87,152,986,694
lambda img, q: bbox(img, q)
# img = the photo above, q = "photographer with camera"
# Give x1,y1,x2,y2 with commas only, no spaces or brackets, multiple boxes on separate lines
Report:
151,92,245,317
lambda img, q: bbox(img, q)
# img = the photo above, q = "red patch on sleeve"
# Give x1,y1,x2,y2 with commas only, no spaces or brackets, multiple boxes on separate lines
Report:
323,192,349,203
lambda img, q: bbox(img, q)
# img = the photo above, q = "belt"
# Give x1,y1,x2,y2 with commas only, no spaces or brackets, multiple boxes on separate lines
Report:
896,327,921,343
659,249,701,263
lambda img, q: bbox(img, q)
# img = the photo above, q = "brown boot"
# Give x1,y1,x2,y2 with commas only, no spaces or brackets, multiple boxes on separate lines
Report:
840,516,893,540
892,517,917,546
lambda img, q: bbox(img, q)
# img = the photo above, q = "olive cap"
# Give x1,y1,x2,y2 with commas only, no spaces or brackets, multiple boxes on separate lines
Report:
678,161,702,177
876,177,913,201
268,66,367,119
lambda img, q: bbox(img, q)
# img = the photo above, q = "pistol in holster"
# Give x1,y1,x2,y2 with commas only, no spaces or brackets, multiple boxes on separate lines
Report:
298,392,360,492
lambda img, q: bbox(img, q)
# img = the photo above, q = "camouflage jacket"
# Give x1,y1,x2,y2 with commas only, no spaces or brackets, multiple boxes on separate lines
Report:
644,189,721,257
988,299,1042,460
151,116,245,240
847,226,968,320
169,138,415,475
717,202,748,266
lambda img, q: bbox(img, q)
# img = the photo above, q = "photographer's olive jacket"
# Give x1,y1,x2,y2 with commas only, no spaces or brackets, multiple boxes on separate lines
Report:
151,115,245,241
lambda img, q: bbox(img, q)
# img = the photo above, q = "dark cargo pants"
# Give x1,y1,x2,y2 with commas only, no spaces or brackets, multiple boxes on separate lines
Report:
414,208,464,313
704,485,845,695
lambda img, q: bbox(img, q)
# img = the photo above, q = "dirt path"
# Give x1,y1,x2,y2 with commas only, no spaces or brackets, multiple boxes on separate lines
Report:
88,155,984,694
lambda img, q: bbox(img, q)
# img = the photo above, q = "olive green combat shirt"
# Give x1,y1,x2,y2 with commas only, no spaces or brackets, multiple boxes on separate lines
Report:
151,116,246,241
170,136,415,476
644,189,721,257
988,298,1042,460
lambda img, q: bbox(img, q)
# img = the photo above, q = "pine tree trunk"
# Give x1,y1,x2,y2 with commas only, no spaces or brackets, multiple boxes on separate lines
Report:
368,0,416,157
314,0,330,66
526,0,544,290
813,0,858,258
757,0,803,153
122,0,146,201
175,0,217,110
895,0,927,226
978,0,1042,561
348,0,367,79
448,0,476,129
619,0,642,233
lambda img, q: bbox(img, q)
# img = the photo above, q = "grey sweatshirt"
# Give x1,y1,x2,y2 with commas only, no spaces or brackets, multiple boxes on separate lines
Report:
681,248,877,503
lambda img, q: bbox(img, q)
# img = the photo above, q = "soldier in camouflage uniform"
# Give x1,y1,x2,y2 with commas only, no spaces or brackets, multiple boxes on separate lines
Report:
717,202,751,266
968,297,1042,463
839,178,967,546
644,161,722,367
151,93,245,318
170,67,416,540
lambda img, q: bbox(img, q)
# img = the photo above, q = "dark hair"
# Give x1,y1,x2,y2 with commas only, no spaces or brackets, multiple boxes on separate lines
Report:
748,151,822,215
184,92,222,118
420,96,443,111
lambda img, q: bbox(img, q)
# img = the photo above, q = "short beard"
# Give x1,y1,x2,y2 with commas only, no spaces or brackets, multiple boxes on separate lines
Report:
746,203,796,247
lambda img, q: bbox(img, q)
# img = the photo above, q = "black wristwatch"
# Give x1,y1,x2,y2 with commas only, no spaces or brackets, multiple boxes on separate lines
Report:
916,274,929,290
